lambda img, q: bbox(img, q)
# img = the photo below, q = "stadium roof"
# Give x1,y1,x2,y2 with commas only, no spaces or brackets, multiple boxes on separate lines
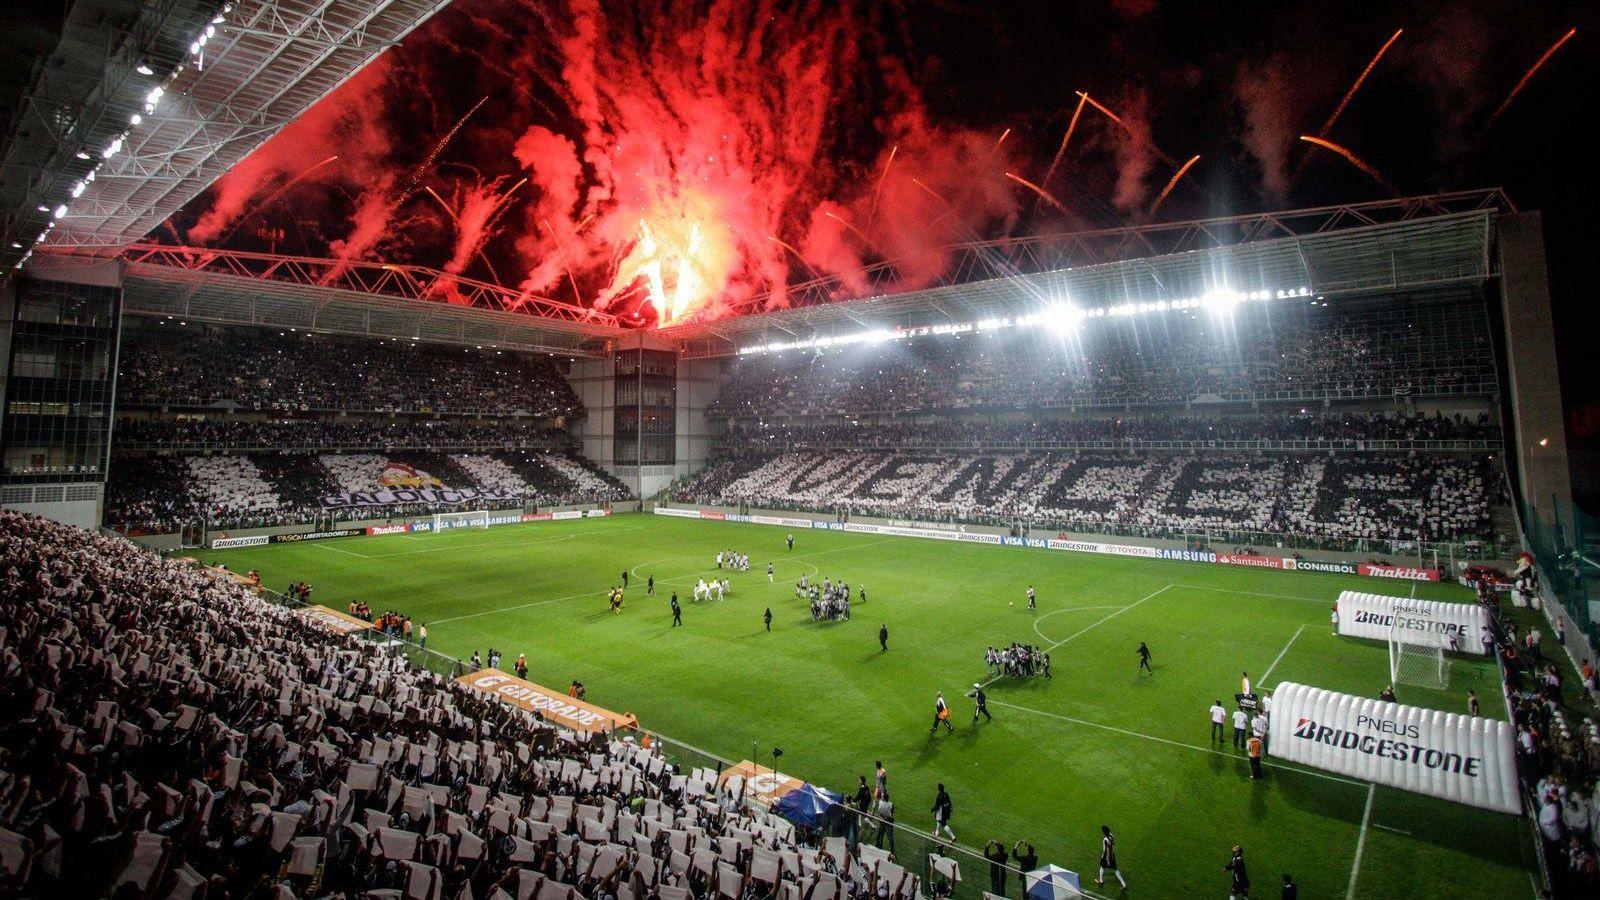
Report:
33,189,1511,358
662,192,1510,357
121,250,619,357
2,0,453,272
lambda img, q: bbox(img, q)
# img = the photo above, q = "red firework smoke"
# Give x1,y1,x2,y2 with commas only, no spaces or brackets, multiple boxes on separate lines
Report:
184,0,1021,325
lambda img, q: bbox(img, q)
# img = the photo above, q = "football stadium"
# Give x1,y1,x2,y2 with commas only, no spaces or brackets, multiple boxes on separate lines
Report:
1,3,1595,899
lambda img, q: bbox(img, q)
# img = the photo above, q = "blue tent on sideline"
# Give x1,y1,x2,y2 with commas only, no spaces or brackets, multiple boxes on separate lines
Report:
773,783,843,828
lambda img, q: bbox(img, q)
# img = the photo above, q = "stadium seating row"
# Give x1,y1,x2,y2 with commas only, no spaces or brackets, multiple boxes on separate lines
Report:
673,451,1499,544
716,412,1498,451
117,326,582,417
104,451,630,533
0,510,894,900
711,300,1495,417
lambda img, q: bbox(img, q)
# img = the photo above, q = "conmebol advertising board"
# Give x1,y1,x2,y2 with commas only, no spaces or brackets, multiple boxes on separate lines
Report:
1270,682,1518,814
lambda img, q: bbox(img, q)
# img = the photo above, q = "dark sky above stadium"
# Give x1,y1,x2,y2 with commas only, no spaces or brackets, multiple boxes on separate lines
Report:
38,2,1600,404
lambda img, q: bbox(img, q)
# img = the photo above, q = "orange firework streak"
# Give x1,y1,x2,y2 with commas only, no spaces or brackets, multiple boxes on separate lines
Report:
221,154,339,242
1318,29,1403,138
823,210,878,250
1150,155,1201,217
1004,172,1071,216
1298,136,1388,186
1490,28,1578,125
1292,29,1402,182
995,127,1012,147
1076,91,1177,166
1040,94,1087,190
867,145,897,229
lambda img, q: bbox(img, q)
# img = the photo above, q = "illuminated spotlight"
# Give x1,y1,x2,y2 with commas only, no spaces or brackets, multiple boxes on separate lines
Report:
53,204,68,219
37,204,49,212
1040,305,1084,334
130,113,142,126
135,62,154,75
9,242,20,249
74,150,90,160
1201,288,1241,316
71,181,85,198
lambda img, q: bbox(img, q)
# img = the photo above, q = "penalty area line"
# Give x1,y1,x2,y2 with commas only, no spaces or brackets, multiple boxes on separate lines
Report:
1261,624,1306,689
987,698,1368,789
1347,783,1376,900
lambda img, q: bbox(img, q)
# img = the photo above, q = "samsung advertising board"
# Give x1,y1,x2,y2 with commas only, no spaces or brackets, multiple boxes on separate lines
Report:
1270,682,1519,814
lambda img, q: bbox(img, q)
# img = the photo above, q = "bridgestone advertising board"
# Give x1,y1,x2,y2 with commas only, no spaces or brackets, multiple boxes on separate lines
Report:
1269,682,1519,814
1337,591,1489,653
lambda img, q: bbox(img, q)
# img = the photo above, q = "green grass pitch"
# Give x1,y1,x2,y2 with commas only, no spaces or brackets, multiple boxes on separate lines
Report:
200,514,1541,898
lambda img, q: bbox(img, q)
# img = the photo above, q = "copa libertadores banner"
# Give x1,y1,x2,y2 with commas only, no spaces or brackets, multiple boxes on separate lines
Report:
1269,682,1519,814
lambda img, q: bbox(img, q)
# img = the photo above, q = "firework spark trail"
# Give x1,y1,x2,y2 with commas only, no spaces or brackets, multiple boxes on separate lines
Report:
1004,172,1072,215
220,155,340,242
823,210,879,251
995,127,1011,147
867,144,898,230
1319,29,1403,138
1490,28,1577,125
540,217,585,307
1149,154,1201,217
1077,90,1176,166
1298,136,1389,187
1290,29,1403,183
399,96,489,205
1040,94,1087,191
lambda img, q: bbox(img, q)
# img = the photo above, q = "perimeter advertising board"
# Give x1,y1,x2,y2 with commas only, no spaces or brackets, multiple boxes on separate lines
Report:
1269,682,1518,814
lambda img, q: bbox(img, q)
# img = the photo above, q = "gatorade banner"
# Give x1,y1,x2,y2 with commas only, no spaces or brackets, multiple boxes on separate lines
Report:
1270,682,1519,814
1336,591,1489,653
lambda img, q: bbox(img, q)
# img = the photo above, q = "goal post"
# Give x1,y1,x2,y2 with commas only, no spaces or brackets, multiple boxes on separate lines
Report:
432,509,490,533
1389,618,1450,690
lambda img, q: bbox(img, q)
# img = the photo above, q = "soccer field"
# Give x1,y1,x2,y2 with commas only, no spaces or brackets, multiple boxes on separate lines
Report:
200,514,1540,898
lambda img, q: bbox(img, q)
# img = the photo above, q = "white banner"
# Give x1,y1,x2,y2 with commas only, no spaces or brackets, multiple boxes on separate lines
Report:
652,507,701,518
750,515,815,528
1046,538,1159,558
552,510,583,520
1337,591,1488,653
211,535,269,549
1270,682,1519,814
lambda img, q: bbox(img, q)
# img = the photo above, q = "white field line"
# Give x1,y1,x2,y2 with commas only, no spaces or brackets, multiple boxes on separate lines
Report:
1261,624,1307,688
1030,606,1135,644
1174,584,1328,605
1347,784,1377,900
428,591,600,625
311,541,372,558
987,698,1366,788
981,585,1174,689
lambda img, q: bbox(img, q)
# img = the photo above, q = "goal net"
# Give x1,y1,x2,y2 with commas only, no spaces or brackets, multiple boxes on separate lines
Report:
432,509,490,533
1389,619,1450,690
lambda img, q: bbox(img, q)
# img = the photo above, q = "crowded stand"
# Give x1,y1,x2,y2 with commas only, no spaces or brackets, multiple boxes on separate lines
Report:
117,325,582,417
710,300,1494,418
104,451,630,533
715,412,1498,452
0,510,907,900
113,419,574,452
672,450,1500,545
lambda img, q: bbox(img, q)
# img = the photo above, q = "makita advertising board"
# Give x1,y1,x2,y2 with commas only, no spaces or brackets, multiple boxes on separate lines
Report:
1270,682,1518,814
1336,591,1489,653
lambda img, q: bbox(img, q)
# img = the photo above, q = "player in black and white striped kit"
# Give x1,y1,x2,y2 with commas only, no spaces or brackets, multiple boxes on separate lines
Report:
1096,825,1128,891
